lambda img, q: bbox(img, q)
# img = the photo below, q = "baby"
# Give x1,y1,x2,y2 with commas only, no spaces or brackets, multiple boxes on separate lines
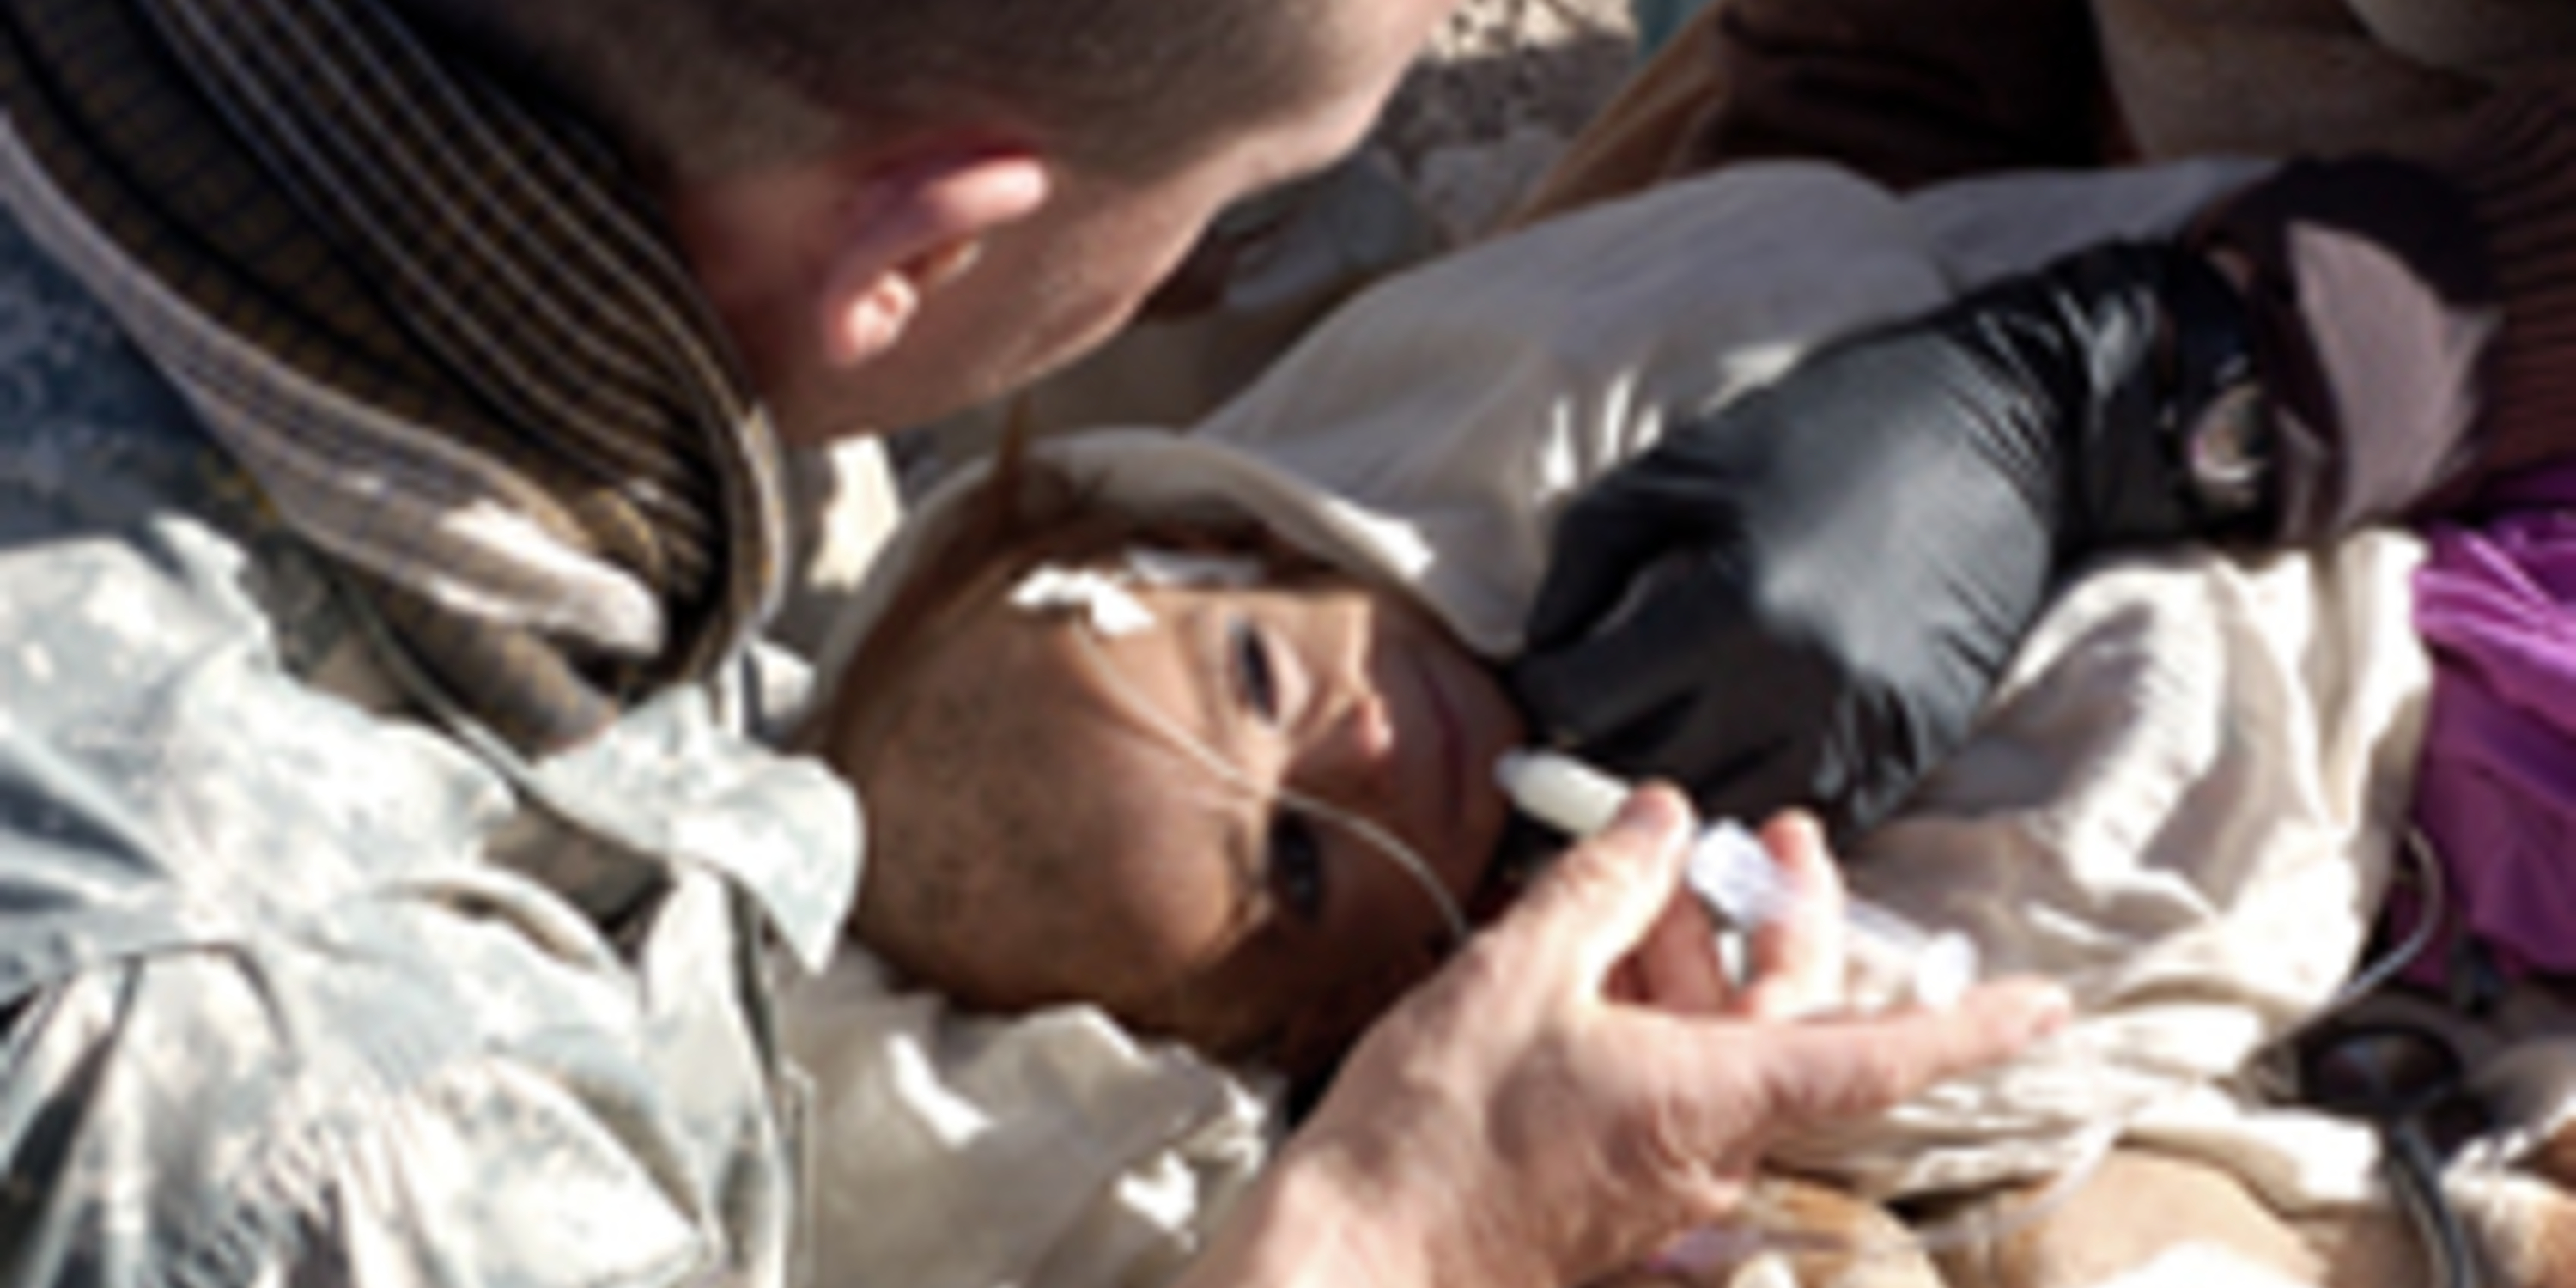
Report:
807,436,1534,1082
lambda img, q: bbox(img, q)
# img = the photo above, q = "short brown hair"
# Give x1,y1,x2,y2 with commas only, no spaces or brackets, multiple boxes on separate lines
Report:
396,0,1329,180
804,437,1279,1025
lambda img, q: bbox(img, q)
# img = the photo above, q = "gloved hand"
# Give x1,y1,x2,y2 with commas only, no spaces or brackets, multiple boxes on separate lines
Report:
1509,241,2271,841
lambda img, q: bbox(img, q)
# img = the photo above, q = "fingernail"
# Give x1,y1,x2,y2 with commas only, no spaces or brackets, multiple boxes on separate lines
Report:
1611,786,1690,848
2025,982,2075,1035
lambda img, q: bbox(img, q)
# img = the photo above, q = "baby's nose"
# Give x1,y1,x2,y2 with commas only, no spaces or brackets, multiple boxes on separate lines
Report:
1304,691,1396,794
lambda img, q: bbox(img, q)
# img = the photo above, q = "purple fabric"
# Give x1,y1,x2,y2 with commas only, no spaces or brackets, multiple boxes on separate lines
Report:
2408,460,2576,982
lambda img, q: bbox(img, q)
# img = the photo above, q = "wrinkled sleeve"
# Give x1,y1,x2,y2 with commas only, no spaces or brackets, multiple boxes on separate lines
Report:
0,445,720,1286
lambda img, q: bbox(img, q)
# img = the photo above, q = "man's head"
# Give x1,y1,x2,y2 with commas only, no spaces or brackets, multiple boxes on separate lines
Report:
398,0,1461,443
812,458,1525,1079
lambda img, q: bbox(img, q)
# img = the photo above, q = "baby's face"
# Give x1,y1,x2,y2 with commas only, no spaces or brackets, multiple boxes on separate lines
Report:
1003,566,1526,1073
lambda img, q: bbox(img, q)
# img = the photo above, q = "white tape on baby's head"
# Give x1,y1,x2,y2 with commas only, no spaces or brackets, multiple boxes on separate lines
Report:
1009,564,1157,637
1008,547,1268,639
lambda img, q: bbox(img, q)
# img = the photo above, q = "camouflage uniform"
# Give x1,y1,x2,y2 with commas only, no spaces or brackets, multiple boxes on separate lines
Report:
0,13,858,1283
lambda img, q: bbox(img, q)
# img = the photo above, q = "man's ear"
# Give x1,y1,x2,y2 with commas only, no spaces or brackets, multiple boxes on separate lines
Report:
819,145,1051,367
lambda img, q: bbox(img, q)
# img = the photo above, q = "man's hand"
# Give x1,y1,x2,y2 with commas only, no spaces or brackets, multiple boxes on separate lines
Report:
1198,787,2069,1288
1510,242,2268,840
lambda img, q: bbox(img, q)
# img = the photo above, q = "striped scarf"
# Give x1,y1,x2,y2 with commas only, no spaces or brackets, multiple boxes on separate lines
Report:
0,0,787,752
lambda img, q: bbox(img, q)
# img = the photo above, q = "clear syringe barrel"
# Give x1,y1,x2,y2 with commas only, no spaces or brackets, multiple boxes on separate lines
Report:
1494,750,1978,1007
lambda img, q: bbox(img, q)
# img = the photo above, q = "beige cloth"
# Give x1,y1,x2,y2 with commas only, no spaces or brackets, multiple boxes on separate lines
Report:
1789,534,2428,1196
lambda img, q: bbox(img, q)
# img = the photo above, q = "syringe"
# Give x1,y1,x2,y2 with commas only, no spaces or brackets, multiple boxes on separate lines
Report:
1493,750,1978,1008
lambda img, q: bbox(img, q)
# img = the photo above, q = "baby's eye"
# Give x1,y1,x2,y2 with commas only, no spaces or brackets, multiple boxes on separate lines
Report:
1265,811,1327,923
1230,615,1280,723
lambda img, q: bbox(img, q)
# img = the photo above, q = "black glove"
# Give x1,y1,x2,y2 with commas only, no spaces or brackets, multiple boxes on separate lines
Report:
1508,241,2272,842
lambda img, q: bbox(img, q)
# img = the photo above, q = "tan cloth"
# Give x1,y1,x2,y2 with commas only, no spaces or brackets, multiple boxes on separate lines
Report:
0,0,792,753
1518,0,2108,225
1516,0,2576,227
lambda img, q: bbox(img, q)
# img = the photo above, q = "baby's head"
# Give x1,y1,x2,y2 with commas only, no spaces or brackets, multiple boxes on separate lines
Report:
814,446,1526,1079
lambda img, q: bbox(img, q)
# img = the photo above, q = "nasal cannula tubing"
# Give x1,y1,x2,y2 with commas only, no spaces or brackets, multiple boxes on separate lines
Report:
1493,750,1979,1007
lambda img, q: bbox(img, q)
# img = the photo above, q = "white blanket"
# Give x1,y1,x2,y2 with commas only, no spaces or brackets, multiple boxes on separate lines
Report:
1795,534,2427,1200
783,956,1273,1288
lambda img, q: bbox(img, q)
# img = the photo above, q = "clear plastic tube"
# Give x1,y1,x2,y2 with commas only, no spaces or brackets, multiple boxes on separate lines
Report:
1493,750,1978,1007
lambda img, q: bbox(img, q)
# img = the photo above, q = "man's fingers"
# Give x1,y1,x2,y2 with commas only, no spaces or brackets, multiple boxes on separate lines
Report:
1618,888,1730,1012
1499,785,1696,987
1753,979,2074,1123
1737,812,1844,1019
